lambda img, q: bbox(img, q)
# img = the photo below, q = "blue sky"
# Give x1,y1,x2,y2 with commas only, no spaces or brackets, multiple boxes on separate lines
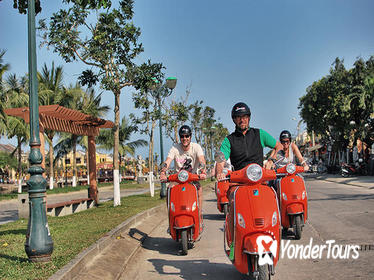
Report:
1,0,374,158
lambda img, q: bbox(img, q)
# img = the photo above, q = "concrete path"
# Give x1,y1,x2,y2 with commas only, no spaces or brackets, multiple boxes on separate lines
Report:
121,178,374,279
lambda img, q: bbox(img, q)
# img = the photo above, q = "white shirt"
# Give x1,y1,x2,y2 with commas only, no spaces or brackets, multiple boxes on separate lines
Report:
167,142,204,173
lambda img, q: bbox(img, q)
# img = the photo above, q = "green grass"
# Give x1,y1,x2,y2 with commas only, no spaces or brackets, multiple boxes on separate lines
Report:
0,193,18,201
0,181,154,201
0,191,165,280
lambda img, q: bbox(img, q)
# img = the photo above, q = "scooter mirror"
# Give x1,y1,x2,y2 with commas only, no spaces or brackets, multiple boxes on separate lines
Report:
214,151,226,163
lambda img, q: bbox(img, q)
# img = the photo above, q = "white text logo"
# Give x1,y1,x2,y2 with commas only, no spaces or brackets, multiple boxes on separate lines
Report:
281,238,360,260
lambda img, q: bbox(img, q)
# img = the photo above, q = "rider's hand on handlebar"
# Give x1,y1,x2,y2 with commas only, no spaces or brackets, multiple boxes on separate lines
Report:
264,160,274,170
160,172,167,182
216,173,226,181
302,164,310,172
199,173,207,180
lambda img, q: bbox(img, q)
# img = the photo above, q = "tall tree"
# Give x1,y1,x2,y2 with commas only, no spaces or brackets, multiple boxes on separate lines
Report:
299,56,374,155
54,85,110,187
1,74,30,184
38,62,67,189
96,115,147,172
39,0,162,206
0,49,11,125
163,88,191,144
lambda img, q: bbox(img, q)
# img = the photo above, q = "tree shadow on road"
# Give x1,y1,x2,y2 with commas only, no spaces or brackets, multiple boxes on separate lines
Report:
148,258,246,280
203,213,225,221
141,235,182,256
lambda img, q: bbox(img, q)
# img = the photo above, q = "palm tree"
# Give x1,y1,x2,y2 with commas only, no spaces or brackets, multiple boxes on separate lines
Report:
38,62,67,189
0,50,11,129
1,73,29,191
97,116,147,178
54,86,110,186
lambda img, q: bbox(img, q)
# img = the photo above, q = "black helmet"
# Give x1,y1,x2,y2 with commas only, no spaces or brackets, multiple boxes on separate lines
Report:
279,130,292,141
231,102,251,120
179,125,192,137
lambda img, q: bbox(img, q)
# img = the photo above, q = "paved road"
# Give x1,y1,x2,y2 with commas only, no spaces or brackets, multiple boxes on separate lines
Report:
122,179,374,280
0,186,156,225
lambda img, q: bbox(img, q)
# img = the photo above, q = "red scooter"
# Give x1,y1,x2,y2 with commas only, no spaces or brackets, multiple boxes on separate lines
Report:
165,169,203,255
275,163,307,240
221,162,280,280
215,167,230,215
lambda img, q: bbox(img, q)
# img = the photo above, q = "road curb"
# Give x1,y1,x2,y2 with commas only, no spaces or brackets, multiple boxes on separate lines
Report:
49,203,165,280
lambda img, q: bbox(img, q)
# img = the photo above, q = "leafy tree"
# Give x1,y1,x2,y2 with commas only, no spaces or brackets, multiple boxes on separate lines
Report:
38,62,68,189
190,100,204,145
0,49,11,124
53,85,110,186
0,151,18,171
39,0,162,206
1,74,30,177
162,88,191,144
96,115,147,171
299,56,374,155
130,76,172,173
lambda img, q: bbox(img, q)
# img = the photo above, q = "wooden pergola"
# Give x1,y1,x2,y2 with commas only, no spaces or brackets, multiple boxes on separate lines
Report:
5,105,114,203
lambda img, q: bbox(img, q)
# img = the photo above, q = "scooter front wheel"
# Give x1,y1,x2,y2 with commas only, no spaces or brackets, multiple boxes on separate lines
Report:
293,215,302,240
247,255,270,280
181,229,188,255
223,204,228,216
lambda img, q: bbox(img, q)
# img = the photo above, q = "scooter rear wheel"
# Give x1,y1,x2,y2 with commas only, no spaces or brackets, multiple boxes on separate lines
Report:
247,255,270,280
181,229,188,255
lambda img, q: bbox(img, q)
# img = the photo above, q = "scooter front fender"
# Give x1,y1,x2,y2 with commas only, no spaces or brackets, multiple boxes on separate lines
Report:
287,203,304,215
174,215,194,229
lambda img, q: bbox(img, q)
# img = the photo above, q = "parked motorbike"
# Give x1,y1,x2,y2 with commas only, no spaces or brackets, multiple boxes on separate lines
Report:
218,159,280,279
164,165,204,255
275,163,307,240
340,158,367,177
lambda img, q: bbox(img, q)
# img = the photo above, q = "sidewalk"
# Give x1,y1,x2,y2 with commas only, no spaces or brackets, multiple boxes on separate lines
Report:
49,183,213,280
304,173,374,189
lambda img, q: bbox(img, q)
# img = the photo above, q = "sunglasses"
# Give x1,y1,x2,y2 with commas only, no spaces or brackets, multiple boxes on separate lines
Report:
281,140,290,144
180,135,190,139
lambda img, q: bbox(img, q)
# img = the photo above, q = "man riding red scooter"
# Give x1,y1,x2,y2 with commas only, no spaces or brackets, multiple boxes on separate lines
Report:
216,102,283,279
214,159,232,216
268,130,309,239
160,125,206,254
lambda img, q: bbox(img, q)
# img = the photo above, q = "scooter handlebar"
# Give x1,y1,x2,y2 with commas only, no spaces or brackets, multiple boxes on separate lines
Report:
276,164,305,176
166,170,201,183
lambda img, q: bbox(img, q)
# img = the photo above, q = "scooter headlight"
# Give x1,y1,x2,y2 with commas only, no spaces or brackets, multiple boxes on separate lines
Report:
302,191,306,200
170,202,175,212
192,201,197,212
286,163,296,174
237,213,246,228
223,169,228,175
272,211,278,227
178,170,189,182
246,164,263,182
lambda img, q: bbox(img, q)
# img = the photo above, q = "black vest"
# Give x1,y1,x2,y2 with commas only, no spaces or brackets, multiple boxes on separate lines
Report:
228,128,263,170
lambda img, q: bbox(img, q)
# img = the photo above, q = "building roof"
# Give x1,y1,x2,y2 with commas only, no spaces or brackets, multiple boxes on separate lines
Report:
0,144,17,154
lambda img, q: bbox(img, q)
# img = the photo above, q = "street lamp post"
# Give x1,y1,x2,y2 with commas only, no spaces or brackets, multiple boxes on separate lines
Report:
25,0,53,262
156,77,177,198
